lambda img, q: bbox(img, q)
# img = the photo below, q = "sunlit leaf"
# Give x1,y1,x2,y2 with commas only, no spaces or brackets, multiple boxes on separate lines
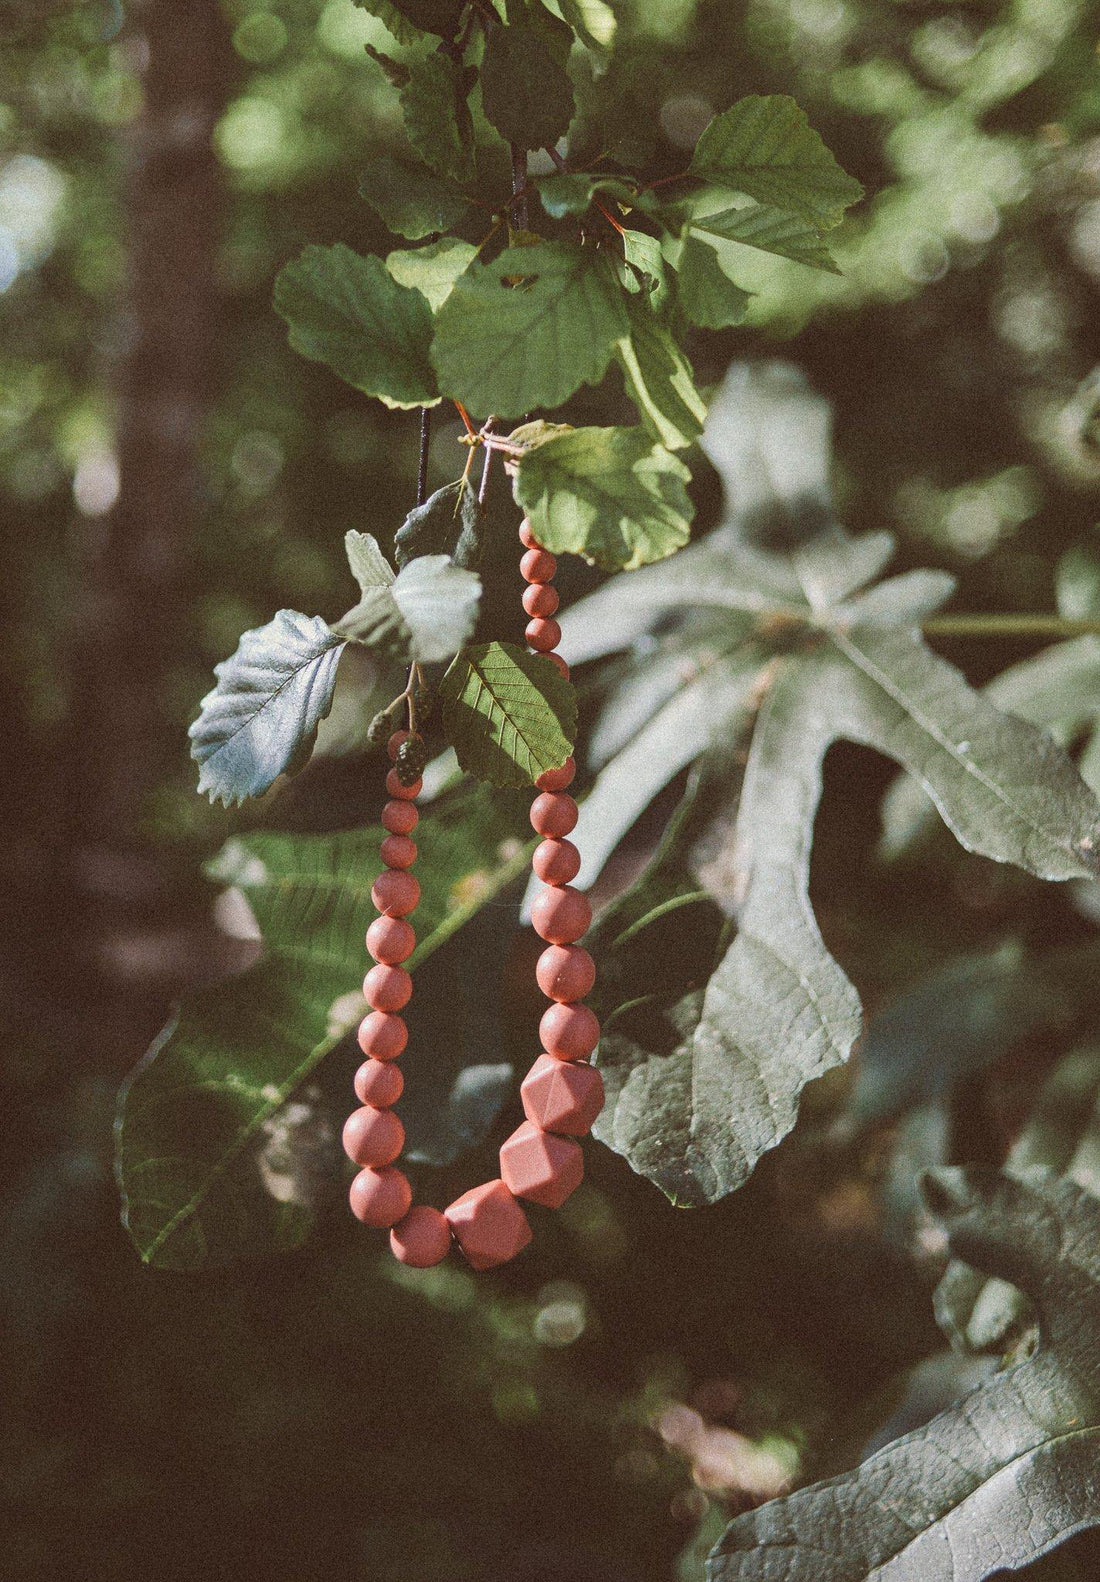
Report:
614,294,708,451
386,238,477,309
440,639,576,786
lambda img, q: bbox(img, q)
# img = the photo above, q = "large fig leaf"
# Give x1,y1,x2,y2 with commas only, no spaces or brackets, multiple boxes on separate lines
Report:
708,1169,1100,1581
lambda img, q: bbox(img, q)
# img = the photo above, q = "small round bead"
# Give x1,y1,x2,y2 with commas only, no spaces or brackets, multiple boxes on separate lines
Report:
387,729,410,762
520,548,557,583
386,768,421,801
357,1011,408,1061
363,964,412,1012
390,1205,452,1268
526,617,562,653
530,792,578,838
519,519,540,548
536,944,596,1003
546,653,570,680
523,583,559,618
379,834,417,871
349,1165,412,1228
536,757,575,793
530,884,591,944
355,1059,405,1107
366,916,416,966
381,799,419,835
371,869,420,916
541,1000,601,1061
532,838,581,886
343,1105,405,1168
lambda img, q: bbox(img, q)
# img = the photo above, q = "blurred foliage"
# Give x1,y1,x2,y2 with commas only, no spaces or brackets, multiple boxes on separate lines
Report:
4,0,1100,1578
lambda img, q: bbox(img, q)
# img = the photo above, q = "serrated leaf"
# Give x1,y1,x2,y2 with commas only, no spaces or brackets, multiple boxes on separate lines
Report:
480,22,574,149
274,243,436,408
687,201,841,271
336,533,480,664
677,233,753,329
386,238,477,309
401,49,474,183
536,171,644,219
188,612,345,807
513,424,693,570
621,227,670,309
352,0,428,45
359,154,469,239
394,477,484,568
440,639,576,786
614,294,708,451
381,0,465,36
363,42,411,87
431,241,628,417
542,0,615,54
116,792,534,1269
690,94,863,231
708,1170,1100,1581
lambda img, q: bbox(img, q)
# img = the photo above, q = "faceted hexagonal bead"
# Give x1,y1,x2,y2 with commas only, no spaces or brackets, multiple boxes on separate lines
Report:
445,1179,532,1271
521,1053,604,1137
499,1120,583,1209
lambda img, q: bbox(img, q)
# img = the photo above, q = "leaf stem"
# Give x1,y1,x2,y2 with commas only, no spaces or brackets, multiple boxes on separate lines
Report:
921,614,1100,640
510,144,529,232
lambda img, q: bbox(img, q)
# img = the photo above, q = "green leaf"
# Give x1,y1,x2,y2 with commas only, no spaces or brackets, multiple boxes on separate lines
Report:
380,0,465,37
614,294,708,450
689,94,864,231
394,477,485,568
686,201,841,271
536,171,644,219
541,0,615,55
400,49,475,184
335,532,480,664
431,241,628,417
708,1169,1100,1581
359,154,469,240
386,238,477,310
480,22,574,149
363,42,411,88
188,611,345,808
274,243,437,408
440,639,576,786
676,234,753,330
352,0,428,45
116,791,534,1269
1057,533,1100,620
513,424,693,570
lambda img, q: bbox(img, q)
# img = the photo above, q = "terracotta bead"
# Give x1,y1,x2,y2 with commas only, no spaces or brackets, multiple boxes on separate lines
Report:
521,1053,604,1136
526,617,562,653
385,768,421,801
536,944,596,1003
536,757,575,792
519,519,540,548
355,1059,405,1108
530,884,591,944
390,1205,452,1268
546,653,570,680
349,1165,412,1228
500,1120,584,1209
357,1010,407,1061
523,582,559,618
343,1104,405,1168
541,1000,601,1061
363,964,412,1012
531,838,581,886
520,548,556,583
366,916,416,966
530,792,578,838
387,729,410,762
371,868,420,916
445,1179,532,1271
379,834,417,871
381,799,418,835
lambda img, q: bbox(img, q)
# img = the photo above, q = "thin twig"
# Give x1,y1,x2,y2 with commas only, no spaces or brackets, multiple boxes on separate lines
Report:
510,143,529,231
921,614,1100,639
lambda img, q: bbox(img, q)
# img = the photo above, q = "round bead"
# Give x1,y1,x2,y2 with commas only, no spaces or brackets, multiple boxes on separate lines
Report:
386,768,421,801
355,1059,405,1107
379,834,418,872
371,868,420,916
530,792,578,838
381,799,418,835
530,884,591,944
363,964,412,1012
366,916,416,966
526,617,562,653
387,729,410,762
357,1011,408,1061
536,757,575,793
541,1000,601,1061
390,1205,452,1268
546,653,570,680
532,838,581,886
349,1165,412,1228
520,548,556,583
519,519,540,548
536,944,596,1003
523,583,559,618
343,1104,405,1168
